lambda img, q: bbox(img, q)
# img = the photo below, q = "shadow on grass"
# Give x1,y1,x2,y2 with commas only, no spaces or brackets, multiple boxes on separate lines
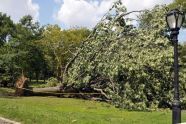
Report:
0,87,20,99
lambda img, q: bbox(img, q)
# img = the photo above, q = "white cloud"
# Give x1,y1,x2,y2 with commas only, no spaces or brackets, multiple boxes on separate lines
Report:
55,0,173,28
0,0,39,22
55,0,113,28
121,0,173,12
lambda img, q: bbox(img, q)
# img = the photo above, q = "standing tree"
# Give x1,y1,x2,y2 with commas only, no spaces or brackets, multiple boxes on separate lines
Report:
0,12,15,46
12,15,44,81
0,15,45,85
38,25,90,82
0,13,17,86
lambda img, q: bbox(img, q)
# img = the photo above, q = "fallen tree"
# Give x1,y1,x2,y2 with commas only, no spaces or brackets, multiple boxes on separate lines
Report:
15,78,110,101
32,85,110,101
62,1,186,110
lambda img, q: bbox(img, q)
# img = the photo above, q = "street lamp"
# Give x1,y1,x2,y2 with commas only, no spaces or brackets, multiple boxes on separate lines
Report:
166,9,185,124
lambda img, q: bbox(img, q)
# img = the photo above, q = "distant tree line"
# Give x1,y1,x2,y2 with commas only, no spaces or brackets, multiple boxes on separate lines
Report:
0,13,90,87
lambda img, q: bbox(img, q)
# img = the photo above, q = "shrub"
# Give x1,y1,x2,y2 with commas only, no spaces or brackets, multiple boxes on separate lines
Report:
46,77,58,87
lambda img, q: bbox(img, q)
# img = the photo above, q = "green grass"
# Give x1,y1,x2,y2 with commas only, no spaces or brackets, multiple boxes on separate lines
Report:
29,80,46,88
29,80,58,88
0,88,186,124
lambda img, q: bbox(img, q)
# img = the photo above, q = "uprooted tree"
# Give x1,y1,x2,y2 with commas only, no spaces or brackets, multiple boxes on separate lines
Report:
63,0,186,110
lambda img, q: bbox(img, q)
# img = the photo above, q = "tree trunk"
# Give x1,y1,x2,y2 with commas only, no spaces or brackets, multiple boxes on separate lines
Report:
33,86,61,93
15,75,30,96
36,72,39,83
29,86,109,101
29,76,32,83
43,72,46,83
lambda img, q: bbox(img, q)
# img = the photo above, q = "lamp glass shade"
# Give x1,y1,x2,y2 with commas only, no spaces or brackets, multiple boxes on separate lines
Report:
167,14,176,29
177,14,184,28
166,9,185,30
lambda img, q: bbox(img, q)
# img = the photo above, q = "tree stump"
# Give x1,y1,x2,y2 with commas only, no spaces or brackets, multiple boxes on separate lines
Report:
15,75,30,96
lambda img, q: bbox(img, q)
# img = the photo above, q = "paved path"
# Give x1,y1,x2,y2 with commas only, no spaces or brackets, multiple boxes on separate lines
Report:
0,117,20,124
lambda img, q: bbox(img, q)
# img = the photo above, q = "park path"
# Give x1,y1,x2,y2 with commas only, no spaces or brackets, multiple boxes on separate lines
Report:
0,117,20,124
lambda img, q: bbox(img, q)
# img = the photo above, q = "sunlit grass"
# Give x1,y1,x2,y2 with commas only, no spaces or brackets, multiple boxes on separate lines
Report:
0,88,186,124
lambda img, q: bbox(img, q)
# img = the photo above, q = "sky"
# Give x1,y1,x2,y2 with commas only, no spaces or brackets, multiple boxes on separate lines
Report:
0,0,185,42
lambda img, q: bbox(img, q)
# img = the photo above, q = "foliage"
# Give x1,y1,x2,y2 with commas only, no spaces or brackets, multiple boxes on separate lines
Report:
0,13,17,86
169,0,186,11
0,13,89,86
37,25,90,82
0,14,46,85
0,42,22,86
46,77,58,87
64,1,186,110
0,12,15,46
180,43,186,109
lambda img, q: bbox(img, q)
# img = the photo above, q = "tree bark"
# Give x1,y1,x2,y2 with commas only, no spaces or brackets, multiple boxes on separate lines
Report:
33,86,61,93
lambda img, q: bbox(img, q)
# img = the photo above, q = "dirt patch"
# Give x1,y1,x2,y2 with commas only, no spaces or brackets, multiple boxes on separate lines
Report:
0,117,20,124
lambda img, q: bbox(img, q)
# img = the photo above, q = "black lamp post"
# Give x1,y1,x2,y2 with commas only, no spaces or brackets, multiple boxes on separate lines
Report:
166,9,185,124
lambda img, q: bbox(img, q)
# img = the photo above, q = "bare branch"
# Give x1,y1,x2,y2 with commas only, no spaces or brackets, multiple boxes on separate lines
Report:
116,10,145,21
93,88,110,100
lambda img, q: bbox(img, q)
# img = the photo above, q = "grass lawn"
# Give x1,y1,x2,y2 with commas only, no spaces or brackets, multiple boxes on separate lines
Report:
0,88,186,124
